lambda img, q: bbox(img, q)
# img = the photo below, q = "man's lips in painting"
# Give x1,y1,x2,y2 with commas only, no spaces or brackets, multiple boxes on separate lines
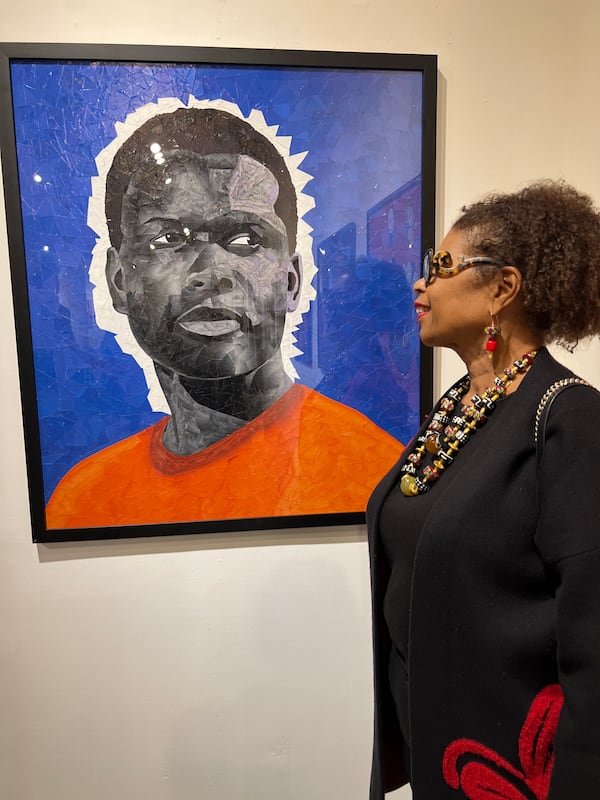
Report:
175,304,250,336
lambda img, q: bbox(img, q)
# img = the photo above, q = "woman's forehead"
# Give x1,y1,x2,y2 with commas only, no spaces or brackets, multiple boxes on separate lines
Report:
438,227,470,256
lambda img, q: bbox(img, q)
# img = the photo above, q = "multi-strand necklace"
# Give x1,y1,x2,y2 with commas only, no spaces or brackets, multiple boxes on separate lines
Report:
400,350,538,497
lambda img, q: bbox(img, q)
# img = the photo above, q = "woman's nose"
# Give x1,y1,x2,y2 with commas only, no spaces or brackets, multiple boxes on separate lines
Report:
413,276,427,293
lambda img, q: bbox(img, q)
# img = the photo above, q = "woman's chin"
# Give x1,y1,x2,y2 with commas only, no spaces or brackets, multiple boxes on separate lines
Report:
418,331,436,348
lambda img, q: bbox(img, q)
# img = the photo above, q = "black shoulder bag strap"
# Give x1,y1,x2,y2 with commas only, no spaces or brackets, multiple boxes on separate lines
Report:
534,378,594,466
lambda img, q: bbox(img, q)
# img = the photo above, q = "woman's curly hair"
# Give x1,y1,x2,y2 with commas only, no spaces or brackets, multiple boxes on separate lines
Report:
452,180,600,346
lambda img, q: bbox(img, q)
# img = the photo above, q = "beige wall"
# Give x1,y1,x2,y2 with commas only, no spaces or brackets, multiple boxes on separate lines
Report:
1,3,599,799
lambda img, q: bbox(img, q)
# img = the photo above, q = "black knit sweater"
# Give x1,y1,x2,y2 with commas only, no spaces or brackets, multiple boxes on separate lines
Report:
367,348,600,800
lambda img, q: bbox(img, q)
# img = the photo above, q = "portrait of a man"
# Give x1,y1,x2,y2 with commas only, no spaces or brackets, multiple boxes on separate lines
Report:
45,102,404,529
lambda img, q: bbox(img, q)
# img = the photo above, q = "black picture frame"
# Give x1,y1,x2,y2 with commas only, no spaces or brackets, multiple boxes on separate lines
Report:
0,43,436,542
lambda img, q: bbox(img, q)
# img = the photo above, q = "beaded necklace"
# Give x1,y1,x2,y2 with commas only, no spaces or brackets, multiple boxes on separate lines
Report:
400,350,538,497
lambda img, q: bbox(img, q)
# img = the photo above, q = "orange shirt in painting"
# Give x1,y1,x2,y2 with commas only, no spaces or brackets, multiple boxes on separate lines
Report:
45,385,404,529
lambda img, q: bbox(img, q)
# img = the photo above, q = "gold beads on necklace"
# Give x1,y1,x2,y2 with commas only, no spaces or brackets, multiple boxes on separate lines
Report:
399,350,538,497
400,473,419,497
425,434,440,454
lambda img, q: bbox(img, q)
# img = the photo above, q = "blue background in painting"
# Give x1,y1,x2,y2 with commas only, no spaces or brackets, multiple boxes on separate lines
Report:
10,60,423,501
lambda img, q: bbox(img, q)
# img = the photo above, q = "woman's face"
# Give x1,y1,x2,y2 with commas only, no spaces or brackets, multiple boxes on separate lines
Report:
413,228,494,354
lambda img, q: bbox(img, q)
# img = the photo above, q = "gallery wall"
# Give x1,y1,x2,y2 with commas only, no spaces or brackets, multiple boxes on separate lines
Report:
1,2,599,799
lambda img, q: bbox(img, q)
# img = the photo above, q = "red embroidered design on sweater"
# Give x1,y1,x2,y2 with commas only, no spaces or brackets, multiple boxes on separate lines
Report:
442,685,563,799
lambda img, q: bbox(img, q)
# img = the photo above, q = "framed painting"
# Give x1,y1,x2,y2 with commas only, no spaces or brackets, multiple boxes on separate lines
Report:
0,43,436,542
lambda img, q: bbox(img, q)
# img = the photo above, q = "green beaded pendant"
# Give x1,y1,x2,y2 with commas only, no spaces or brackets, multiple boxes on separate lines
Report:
400,473,419,497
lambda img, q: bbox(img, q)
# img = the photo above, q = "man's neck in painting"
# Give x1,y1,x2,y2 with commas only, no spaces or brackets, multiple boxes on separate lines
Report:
155,358,293,456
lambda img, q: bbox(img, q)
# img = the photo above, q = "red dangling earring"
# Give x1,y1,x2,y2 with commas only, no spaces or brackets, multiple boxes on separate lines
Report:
484,315,501,359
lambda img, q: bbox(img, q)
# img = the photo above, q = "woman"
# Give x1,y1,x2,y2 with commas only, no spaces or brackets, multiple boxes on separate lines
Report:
368,180,600,800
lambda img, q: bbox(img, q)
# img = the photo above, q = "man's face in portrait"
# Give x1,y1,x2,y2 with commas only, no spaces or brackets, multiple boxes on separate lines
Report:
107,151,302,380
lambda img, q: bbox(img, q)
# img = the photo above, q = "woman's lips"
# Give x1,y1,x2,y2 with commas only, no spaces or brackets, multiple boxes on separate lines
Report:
415,304,429,321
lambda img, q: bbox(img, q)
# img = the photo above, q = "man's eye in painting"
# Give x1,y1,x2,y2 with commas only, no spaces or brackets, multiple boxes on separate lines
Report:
144,224,268,254
222,226,265,256
149,229,189,249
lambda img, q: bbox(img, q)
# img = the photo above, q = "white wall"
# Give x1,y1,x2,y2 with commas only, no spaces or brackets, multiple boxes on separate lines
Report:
1,3,599,799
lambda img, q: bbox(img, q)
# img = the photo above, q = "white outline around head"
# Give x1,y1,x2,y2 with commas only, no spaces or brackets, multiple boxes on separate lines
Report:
88,96,317,413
